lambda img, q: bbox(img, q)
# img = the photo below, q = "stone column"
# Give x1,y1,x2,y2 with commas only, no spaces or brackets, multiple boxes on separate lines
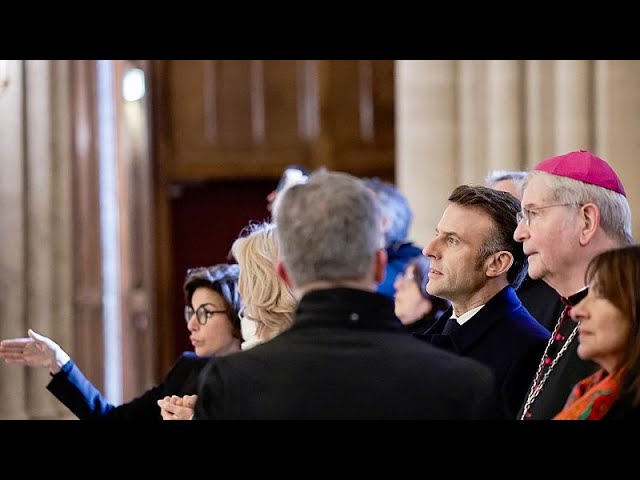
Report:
485,60,524,171
594,60,640,241
395,60,458,247
554,60,593,153
525,60,556,167
458,60,487,184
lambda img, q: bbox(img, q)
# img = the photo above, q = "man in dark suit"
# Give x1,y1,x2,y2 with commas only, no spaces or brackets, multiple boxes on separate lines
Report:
195,170,501,420
415,185,550,419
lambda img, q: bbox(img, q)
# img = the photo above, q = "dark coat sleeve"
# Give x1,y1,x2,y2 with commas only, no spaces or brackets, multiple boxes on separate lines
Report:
47,352,205,420
194,357,224,420
501,341,546,419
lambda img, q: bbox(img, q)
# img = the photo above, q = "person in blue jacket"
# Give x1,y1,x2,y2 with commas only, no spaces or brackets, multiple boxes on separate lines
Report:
363,177,422,298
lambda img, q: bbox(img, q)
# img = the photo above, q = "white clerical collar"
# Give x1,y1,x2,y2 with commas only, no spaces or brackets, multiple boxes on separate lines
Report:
452,304,485,326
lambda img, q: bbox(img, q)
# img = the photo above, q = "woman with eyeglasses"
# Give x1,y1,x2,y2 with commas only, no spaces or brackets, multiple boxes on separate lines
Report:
0,264,242,420
393,255,450,335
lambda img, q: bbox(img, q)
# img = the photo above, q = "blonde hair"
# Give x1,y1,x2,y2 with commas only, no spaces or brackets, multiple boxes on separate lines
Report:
231,222,296,341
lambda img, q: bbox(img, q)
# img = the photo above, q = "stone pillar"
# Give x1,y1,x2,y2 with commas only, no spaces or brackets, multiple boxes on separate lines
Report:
395,60,458,247
396,59,640,252
525,60,556,168
458,60,487,184
485,60,524,171
594,60,640,241
554,60,593,152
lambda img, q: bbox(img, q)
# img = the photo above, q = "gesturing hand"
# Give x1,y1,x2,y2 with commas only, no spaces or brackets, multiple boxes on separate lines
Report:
0,329,70,374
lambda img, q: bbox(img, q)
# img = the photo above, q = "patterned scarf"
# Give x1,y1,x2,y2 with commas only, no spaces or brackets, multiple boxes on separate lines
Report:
553,367,625,420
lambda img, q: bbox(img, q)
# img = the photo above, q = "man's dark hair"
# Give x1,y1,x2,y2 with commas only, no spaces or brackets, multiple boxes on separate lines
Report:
448,185,527,289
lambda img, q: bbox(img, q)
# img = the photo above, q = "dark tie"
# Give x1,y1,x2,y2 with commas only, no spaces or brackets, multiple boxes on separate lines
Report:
441,317,460,336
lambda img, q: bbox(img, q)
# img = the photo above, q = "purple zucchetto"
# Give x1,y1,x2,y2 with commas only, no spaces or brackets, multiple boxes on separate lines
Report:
534,150,626,197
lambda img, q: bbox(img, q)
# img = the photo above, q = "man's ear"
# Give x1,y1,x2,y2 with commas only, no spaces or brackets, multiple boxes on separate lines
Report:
275,259,291,288
579,203,599,246
374,248,388,284
485,251,513,279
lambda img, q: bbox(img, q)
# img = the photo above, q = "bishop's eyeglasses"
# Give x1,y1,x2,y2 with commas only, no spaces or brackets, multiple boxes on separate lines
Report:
516,203,580,227
184,303,228,325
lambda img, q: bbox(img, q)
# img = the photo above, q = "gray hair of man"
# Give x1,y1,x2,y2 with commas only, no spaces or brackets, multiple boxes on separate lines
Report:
274,170,385,291
363,177,413,247
485,170,527,199
523,171,634,246
485,170,527,186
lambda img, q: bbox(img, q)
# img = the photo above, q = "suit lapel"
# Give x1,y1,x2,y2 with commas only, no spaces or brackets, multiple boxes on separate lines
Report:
429,287,517,354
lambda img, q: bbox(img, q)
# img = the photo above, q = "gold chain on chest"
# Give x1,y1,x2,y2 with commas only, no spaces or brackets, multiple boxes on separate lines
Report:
519,312,580,420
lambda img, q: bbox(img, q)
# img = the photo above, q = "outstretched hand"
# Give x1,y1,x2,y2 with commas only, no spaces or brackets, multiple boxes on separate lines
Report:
157,394,197,420
0,329,70,374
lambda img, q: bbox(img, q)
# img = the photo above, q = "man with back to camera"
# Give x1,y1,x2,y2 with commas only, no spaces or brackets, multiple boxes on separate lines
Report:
195,170,502,420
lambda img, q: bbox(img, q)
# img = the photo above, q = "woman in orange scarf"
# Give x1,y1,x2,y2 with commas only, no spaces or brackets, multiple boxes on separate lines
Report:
554,245,640,420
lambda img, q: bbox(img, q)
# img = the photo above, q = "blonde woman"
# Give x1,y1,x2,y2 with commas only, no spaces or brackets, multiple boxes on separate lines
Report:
232,221,296,350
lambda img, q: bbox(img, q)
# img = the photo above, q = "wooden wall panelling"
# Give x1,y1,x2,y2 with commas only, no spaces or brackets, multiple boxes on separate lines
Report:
309,60,335,170
24,60,60,418
218,60,253,147
50,60,75,418
163,60,312,181
160,59,395,180
296,60,320,144
264,60,302,148
0,61,75,419
261,60,314,171
150,60,176,378
371,60,395,149
327,60,395,179
114,59,137,400
114,60,157,399
0,60,28,419
71,60,105,392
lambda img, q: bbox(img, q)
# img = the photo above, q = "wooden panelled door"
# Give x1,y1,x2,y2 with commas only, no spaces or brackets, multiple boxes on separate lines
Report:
151,60,396,376
168,180,274,357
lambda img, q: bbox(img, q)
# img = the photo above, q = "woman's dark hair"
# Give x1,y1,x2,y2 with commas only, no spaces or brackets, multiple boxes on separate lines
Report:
410,255,450,320
585,245,640,406
183,264,242,330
